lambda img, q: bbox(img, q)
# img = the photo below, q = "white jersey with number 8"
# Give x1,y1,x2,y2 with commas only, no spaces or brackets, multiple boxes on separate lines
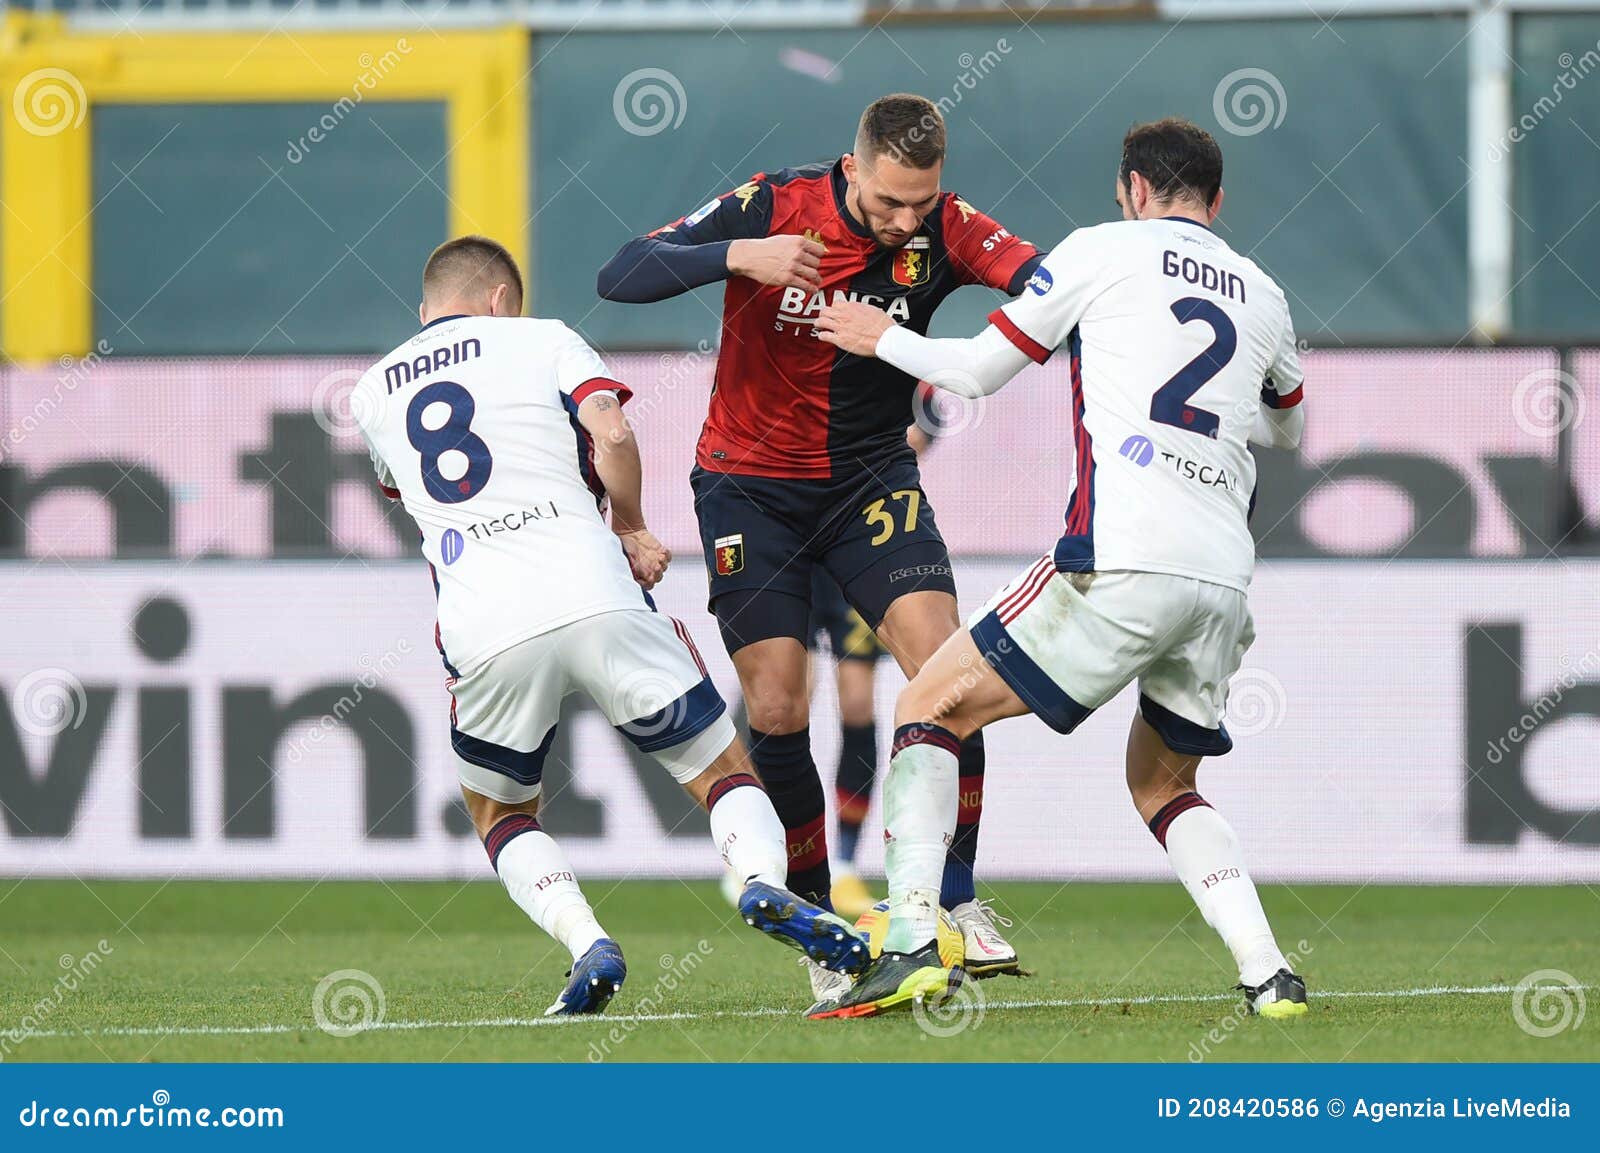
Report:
989,217,1304,592
355,314,644,673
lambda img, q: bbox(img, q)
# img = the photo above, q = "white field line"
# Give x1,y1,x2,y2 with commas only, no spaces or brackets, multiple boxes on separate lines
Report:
12,983,1589,1042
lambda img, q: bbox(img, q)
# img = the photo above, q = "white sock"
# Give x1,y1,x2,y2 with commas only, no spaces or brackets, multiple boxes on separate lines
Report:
492,823,607,961
882,725,960,954
1156,796,1287,987
707,777,787,888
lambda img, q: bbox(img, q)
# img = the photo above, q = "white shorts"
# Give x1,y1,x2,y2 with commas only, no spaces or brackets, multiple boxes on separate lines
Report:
448,607,736,803
967,559,1254,755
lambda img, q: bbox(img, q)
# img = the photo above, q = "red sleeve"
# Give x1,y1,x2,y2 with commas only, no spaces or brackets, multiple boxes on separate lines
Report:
987,307,1053,365
377,482,401,501
1261,379,1303,409
570,376,634,407
942,195,1041,293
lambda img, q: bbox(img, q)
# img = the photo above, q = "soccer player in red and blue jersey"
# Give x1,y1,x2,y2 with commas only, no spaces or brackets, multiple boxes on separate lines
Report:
598,94,1041,1010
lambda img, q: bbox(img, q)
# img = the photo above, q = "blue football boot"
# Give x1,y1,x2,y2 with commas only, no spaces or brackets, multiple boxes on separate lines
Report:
544,938,627,1016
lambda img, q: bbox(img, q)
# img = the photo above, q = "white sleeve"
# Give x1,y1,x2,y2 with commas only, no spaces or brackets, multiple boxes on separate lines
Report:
876,324,1033,398
354,377,401,500
1250,305,1305,449
987,228,1105,364
554,326,631,406
363,434,400,500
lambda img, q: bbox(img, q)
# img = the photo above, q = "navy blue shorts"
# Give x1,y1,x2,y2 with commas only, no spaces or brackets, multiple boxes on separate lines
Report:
690,455,956,654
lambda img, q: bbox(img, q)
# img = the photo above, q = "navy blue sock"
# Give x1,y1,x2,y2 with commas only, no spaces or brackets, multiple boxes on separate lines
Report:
940,732,985,907
750,726,831,909
833,721,877,866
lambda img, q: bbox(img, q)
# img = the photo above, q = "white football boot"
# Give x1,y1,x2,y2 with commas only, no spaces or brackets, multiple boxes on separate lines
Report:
802,956,855,1016
949,898,1022,977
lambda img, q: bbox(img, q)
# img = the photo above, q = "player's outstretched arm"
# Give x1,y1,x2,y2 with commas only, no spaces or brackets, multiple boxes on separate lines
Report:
578,391,671,589
596,234,739,303
815,301,1031,398
595,178,819,303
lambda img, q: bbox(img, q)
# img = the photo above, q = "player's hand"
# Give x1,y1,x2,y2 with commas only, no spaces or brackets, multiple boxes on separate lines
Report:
815,300,895,357
618,528,671,590
727,235,825,291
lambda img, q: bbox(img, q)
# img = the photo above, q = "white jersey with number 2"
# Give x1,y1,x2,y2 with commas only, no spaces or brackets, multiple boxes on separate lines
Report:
356,314,643,672
988,217,1304,592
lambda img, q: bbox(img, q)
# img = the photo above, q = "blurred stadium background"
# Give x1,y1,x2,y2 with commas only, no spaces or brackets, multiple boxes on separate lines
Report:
1,0,1596,890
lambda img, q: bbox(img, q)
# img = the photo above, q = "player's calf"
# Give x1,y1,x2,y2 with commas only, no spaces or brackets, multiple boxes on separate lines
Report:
467,790,617,1012
1126,715,1303,1007
682,733,869,976
685,743,788,890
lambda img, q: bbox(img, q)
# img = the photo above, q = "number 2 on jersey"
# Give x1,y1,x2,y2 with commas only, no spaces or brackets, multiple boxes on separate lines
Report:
406,380,493,504
1151,297,1236,439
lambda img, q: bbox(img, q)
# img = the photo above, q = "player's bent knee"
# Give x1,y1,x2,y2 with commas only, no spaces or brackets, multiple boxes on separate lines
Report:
741,677,806,734
651,713,739,788
892,679,974,741
461,786,540,840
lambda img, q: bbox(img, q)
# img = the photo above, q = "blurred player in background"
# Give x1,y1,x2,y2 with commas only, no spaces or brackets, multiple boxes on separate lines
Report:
811,119,1309,1019
356,237,869,1017
598,94,1041,1010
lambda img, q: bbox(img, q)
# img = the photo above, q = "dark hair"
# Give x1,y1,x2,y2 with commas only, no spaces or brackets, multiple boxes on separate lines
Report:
1119,118,1223,209
856,93,946,169
422,235,524,306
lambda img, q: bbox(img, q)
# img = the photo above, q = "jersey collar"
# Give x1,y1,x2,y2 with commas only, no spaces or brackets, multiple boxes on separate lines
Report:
831,158,876,242
421,313,470,331
1160,215,1214,233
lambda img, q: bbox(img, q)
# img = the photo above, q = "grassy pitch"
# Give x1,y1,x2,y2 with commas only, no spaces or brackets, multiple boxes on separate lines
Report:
1,880,1593,1062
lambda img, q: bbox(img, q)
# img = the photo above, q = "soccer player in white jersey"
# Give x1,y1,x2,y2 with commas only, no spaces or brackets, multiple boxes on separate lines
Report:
356,236,868,1015
808,119,1308,1019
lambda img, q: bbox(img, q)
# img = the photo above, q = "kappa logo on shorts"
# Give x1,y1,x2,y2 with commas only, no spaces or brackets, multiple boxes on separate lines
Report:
714,533,745,576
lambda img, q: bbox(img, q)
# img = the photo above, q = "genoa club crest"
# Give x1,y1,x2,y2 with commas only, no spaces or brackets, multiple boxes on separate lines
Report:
891,239,931,287
714,533,745,575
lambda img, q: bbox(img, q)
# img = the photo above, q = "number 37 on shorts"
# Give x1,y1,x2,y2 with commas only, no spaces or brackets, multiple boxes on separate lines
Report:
860,489,922,546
